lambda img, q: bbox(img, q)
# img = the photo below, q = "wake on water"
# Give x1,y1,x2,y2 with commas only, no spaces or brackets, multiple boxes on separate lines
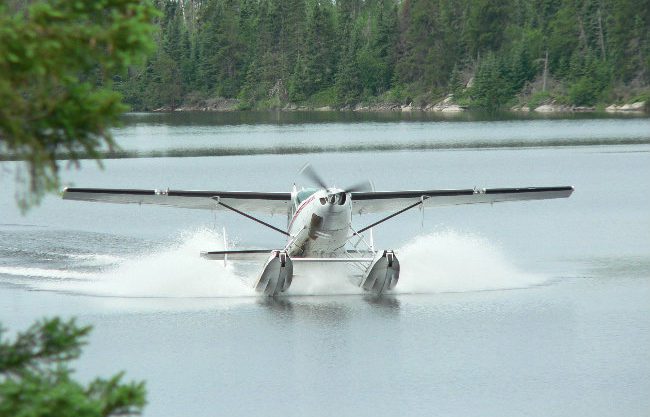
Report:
2,229,546,298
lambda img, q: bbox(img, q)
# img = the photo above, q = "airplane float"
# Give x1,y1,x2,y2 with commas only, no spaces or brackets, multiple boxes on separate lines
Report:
62,164,573,296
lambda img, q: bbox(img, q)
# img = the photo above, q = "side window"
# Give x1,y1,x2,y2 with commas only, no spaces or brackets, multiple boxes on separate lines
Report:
295,189,317,207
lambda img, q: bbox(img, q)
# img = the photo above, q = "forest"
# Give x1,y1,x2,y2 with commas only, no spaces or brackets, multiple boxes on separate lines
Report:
115,0,650,111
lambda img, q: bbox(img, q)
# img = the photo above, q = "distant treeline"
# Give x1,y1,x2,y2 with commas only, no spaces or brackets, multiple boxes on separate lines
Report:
115,0,650,110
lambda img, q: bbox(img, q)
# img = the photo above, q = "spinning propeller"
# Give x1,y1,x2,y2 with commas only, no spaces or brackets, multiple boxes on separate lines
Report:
298,163,373,194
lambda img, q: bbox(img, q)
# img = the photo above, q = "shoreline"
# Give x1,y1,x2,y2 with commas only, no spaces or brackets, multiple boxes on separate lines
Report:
151,98,647,115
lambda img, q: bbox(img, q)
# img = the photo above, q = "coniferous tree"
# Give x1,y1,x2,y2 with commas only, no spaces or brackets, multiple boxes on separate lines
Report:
0,318,146,416
302,1,337,97
336,27,363,105
113,0,650,111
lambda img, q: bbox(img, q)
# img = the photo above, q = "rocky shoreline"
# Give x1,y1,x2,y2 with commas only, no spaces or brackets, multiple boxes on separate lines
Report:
511,101,647,113
153,96,646,114
604,101,647,112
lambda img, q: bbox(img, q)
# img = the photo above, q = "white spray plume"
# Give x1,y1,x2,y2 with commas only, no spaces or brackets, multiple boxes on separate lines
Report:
7,229,545,298
31,229,253,298
396,230,546,293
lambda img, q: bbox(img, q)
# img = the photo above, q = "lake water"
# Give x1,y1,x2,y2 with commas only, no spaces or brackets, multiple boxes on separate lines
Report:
1,112,649,417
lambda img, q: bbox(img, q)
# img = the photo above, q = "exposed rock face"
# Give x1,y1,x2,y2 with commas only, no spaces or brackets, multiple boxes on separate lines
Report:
605,101,646,112
534,103,574,112
351,103,401,111
154,97,240,112
532,100,647,113
197,98,240,111
425,95,467,112
149,97,647,113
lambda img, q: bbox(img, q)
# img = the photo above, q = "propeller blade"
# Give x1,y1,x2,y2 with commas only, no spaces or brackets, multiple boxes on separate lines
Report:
298,163,328,189
344,180,373,193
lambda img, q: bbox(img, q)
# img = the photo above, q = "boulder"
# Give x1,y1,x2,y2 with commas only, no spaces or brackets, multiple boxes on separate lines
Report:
534,103,572,112
624,101,646,111
605,101,646,112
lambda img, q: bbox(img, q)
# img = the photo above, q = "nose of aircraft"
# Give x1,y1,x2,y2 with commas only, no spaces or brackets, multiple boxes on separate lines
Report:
319,190,348,207
315,191,350,216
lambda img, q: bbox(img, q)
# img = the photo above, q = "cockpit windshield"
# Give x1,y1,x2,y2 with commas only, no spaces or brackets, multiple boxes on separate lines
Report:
295,188,317,205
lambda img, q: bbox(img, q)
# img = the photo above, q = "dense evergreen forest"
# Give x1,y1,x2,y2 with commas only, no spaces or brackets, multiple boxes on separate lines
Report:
116,0,650,111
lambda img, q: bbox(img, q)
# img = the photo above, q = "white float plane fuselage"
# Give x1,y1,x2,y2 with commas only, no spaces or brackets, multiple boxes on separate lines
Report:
287,187,352,257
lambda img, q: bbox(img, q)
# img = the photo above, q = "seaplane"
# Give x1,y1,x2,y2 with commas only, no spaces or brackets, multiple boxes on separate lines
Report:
62,164,573,296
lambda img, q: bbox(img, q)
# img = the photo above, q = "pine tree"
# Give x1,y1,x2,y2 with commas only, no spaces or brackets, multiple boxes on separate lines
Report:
336,27,363,105
0,318,146,416
196,0,244,97
302,1,337,97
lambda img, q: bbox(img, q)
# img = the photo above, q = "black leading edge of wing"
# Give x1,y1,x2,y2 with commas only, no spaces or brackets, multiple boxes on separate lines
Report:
350,186,574,214
351,186,573,200
64,187,292,200
62,187,292,214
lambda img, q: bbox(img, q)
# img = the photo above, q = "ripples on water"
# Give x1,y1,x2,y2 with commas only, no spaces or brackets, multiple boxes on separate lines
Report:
1,113,649,417
3,112,650,160
113,114,650,158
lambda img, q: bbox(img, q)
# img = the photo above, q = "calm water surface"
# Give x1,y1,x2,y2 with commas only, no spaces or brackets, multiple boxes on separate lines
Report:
1,112,649,417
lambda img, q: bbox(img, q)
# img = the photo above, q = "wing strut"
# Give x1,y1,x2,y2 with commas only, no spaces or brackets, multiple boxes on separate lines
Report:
212,197,290,236
355,196,430,235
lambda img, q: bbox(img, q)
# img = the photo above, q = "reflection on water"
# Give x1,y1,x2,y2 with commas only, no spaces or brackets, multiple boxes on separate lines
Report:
363,295,401,312
122,110,648,126
258,295,401,318
104,112,650,159
258,296,355,324
257,296,294,312
4,112,649,161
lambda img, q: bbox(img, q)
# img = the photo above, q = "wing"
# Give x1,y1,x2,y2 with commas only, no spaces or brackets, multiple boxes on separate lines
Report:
351,186,574,214
62,187,292,215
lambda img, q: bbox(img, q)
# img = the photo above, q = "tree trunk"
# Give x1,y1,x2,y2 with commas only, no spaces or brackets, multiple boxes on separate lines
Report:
543,49,548,92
